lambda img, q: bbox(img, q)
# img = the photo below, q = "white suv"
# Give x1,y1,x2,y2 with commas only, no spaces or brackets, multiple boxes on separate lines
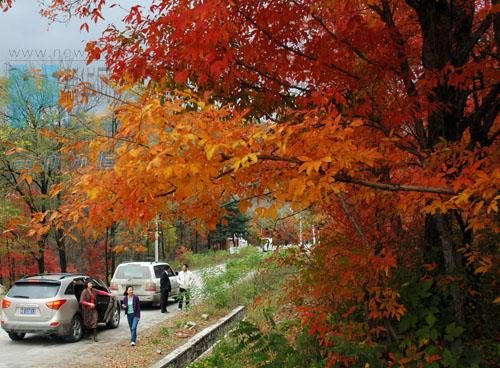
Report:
109,262,179,305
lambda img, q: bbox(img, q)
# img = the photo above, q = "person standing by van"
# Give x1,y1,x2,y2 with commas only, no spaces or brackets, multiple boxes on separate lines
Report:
160,266,171,313
122,286,141,346
177,264,193,311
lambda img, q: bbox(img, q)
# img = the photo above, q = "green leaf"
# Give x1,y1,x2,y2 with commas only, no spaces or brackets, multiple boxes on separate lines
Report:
416,326,430,339
421,279,433,292
445,323,465,341
442,348,458,367
398,315,411,333
426,313,437,327
429,328,438,341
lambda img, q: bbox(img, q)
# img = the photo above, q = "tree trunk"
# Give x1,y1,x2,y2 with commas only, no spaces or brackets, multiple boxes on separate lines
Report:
104,227,109,283
36,239,45,273
425,212,464,322
146,235,151,261
179,221,185,248
409,1,480,324
110,222,117,277
194,231,199,253
111,251,116,279
53,227,67,273
161,224,166,259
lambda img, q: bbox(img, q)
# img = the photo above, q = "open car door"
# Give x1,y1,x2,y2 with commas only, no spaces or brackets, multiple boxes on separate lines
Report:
92,279,113,322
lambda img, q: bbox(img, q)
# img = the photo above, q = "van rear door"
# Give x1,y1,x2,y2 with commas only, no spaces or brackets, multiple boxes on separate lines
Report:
113,264,153,294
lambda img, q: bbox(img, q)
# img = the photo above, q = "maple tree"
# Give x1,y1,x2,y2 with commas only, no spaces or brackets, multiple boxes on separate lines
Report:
1,0,499,365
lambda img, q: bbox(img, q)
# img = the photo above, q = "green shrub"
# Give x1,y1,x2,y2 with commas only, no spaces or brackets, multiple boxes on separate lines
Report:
190,318,327,368
200,248,265,309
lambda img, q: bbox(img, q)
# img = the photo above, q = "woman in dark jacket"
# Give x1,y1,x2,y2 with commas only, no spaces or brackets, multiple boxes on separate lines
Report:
122,286,141,346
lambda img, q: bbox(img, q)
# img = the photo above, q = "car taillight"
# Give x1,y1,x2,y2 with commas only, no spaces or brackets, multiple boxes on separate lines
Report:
110,283,118,291
46,299,67,310
145,282,156,292
2,298,11,309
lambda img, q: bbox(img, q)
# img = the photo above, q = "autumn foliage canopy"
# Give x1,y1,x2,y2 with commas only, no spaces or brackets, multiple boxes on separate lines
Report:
1,0,499,366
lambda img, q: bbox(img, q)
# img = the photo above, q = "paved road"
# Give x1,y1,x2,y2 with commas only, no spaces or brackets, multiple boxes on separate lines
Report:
0,265,225,368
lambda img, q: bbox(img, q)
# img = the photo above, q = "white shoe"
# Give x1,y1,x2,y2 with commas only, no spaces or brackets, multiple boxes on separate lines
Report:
131,341,136,346
178,307,182,311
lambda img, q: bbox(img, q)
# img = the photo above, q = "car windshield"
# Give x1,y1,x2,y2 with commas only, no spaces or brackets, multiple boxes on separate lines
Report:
7,282,60,299
114,265,151,279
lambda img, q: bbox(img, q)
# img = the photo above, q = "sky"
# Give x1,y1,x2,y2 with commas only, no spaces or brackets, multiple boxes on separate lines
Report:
0,0,139,75
0,1,145,119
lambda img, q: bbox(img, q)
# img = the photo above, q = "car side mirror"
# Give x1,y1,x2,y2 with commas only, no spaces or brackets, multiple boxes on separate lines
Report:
175,271,179,276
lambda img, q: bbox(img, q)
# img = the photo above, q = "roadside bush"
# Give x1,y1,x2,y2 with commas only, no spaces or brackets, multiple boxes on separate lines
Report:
200,247,264,309
190,320,315,368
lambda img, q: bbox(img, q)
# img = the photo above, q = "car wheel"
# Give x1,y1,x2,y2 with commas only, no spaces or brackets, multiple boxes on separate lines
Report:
106,305,120,329
8,332,26,341
65,315,83,343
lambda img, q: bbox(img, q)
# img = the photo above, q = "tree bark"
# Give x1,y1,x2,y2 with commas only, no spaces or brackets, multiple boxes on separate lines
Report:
195,231,199,253
55,227,67,273
36,239,45,273
410,1,486,324
104,226,109,282
110,222,117,277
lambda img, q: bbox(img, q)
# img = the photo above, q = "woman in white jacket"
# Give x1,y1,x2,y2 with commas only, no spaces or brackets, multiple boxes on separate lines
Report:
177,264,193,311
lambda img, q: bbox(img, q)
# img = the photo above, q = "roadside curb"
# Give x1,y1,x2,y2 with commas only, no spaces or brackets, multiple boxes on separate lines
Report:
149,305,245,368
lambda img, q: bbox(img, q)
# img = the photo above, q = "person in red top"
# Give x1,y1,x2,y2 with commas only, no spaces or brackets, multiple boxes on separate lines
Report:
80,280,112,342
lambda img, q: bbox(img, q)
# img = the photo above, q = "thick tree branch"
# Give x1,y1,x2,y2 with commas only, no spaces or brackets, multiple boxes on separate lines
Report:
457,14,493,65
257,154,456,195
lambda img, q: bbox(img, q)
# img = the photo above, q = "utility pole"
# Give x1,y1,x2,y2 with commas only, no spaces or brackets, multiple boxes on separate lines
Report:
299,214,303,246
154,215,160,262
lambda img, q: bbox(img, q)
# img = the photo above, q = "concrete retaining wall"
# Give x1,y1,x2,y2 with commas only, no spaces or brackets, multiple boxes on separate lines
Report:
150,305,246,368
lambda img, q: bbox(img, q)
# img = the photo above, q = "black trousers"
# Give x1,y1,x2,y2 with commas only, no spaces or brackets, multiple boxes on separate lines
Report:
160,289,169,312
178,288,190,309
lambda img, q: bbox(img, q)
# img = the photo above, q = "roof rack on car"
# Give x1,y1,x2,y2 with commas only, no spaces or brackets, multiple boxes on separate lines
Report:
22,273,81,280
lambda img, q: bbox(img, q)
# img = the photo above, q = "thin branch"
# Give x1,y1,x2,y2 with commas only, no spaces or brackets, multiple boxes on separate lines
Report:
337,192,368,244
235,2,360,80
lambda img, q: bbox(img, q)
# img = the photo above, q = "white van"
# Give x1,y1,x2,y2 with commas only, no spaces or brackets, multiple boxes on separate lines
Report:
109,262,179,305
